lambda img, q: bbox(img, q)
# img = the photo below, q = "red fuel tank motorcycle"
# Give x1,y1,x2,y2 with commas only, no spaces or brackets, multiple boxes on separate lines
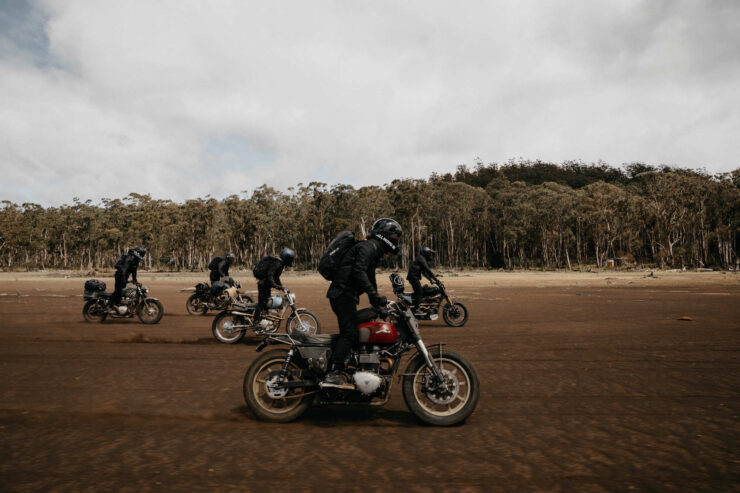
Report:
242,298,479,426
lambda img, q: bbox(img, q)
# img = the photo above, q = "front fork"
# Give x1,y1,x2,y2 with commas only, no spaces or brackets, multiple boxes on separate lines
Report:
415,338,444,381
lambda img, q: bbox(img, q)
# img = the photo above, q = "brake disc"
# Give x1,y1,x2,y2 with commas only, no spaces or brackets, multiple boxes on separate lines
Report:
424,369,459,405
265,372,288,398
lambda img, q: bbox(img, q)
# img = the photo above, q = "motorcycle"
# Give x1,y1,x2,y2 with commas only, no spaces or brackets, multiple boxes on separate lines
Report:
82,279,164,324
242,298,479,426
211,287,320,344
389,273,468,327
185,277,253,315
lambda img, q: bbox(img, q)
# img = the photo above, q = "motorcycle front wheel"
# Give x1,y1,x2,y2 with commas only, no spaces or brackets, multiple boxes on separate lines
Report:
442,301,468,327
402,348,479,426
285,310,321,337
243,348,314,423
186,294,208,315
212,312,247,344
137,299,164,324
83,299,108,323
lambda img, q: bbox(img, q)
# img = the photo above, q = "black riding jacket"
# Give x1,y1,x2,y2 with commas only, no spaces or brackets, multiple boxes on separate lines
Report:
257,257,284,289
210,258,231,281
407,254,436,282
115,252,140,283
327,237,385,301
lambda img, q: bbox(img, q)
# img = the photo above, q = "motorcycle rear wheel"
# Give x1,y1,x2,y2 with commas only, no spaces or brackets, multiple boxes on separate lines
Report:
83,299,108,323
243,349,313,423
137,299,164,324
212,312,247,344
402,348,479,426
442,301,468,327
186,294,208,315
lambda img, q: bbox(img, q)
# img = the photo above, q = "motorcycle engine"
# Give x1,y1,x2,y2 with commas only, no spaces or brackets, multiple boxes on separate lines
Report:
353,346,383,395
353,371,383,395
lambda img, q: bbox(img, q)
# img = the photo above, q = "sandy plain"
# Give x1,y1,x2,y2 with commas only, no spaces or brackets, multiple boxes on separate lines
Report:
0,270,738,492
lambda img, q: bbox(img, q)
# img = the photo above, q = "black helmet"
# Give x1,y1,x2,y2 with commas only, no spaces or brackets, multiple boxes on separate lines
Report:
279,247,296,267
132,246,146,259
420,246,435,261
370,218,403,254
225,252,236,263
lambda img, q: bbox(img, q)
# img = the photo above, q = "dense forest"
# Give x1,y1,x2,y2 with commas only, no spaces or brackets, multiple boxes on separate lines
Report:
1,160,739,271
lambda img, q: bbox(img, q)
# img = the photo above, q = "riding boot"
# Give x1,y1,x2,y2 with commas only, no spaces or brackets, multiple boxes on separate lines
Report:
320,362,354,389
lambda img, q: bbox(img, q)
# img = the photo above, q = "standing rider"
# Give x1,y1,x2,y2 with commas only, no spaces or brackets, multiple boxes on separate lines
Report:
209,252,235,284
110,246,146,310
323,218,403,388
252,248,295,328
407,246,439,311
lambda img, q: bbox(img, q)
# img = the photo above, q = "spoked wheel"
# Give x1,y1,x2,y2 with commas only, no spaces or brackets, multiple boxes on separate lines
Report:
402,348,479,426
83,300,108,323
243,349,314,422
236,293,253,304
442,301,468,327
286,310,321,336
212,312,247,344
186,294,208,315
137,299,164,324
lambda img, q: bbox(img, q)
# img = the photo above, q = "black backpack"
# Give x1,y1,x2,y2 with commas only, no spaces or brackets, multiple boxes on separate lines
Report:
208,256,223,271
318,231,357,281
84,279,106,292
252,256,273,280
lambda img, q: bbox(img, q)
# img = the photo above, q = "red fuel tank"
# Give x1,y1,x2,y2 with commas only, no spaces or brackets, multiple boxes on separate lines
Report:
358,321,399,344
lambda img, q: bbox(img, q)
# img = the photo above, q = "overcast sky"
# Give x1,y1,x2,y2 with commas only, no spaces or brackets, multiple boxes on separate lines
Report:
1,0,738,206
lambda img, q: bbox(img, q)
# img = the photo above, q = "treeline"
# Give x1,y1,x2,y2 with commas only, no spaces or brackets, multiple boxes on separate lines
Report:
1,160,738,271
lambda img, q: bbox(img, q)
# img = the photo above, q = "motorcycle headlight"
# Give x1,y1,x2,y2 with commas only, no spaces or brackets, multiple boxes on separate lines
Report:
288,293,296,304
142,286,149,295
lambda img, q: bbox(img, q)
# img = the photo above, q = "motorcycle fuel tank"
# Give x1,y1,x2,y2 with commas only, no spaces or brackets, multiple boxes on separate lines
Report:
358,321,399,344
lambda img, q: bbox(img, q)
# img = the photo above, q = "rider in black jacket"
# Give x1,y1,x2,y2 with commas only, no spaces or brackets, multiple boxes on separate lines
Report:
407,246,438,309
253,248,295,327
322,218,403,388
110,246,145,308
209,252,235,283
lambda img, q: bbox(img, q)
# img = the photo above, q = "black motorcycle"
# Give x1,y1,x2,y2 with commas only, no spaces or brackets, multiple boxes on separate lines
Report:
82,279,164,324
242,298,479,426
389,273,468,327
185,277,252,315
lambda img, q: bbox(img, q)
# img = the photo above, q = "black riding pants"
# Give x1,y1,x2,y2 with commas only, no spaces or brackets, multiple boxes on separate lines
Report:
110,272,126,306
254,283,272,321
408,277,422,306
329,293,359,367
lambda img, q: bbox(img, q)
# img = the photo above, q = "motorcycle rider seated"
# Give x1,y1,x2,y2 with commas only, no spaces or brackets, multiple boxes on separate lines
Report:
109,246,146,312
209,252,235,283
407,246,439,313
322,218,403,389
209,252,236,296
252,248,295,328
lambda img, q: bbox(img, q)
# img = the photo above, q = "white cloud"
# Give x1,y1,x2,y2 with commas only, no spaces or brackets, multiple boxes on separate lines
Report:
0,0,738,205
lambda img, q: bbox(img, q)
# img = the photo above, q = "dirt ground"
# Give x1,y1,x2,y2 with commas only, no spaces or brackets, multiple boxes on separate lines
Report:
0,270,738,492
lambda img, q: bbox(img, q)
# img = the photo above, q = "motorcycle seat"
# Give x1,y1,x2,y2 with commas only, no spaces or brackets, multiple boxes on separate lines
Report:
293,333,340,345
398,293,414,305
231,301,257,310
